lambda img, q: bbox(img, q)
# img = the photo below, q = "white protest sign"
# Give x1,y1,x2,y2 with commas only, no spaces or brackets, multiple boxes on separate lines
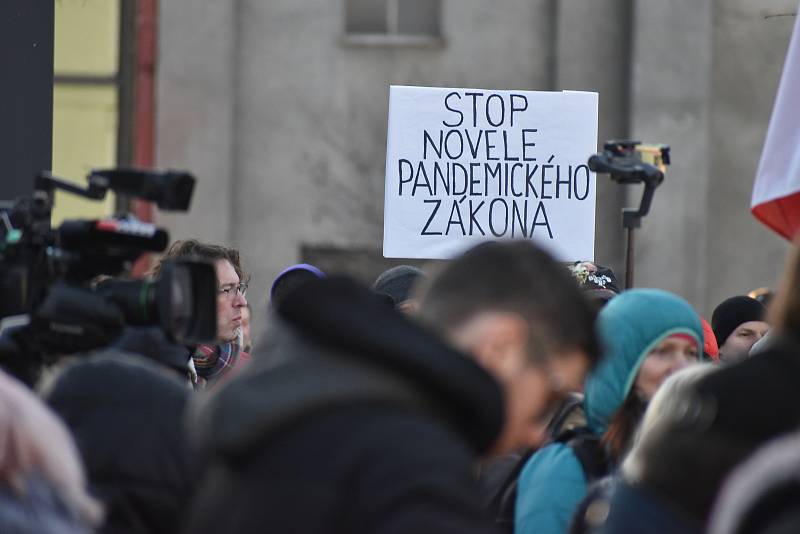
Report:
382,85,598,260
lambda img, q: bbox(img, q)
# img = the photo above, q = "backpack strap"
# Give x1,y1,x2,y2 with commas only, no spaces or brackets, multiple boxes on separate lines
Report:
483,447,537,532
484,429,610,533
555,428,612,484
546,393,585,438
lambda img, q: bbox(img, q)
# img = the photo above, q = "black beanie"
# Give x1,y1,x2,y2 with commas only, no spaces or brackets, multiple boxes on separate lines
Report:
711,296,766,346
372,265,425,307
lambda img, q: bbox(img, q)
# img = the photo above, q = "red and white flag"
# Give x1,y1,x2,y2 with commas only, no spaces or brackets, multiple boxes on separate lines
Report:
752,11,800,240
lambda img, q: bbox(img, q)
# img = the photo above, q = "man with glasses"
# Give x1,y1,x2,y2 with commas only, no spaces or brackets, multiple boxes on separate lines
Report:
152,239,249,387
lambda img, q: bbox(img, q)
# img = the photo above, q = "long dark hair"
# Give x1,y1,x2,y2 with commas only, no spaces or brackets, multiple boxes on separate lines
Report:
601,391,647,464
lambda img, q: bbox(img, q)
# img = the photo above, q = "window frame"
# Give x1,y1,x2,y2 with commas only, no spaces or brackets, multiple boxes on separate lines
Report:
341,0,445,48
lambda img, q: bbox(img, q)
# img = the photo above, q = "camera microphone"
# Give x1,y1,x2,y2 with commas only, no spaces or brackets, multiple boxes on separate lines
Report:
58,219,169,253
88,168,195,211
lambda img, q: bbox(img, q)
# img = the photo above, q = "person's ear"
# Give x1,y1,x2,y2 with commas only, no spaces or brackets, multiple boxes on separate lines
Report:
468,312,529,381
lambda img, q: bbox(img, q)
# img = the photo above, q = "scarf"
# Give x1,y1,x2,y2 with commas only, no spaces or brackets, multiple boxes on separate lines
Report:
191,329,244,388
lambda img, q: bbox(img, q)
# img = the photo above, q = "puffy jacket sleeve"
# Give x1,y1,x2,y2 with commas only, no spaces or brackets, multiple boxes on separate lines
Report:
515,442,588,534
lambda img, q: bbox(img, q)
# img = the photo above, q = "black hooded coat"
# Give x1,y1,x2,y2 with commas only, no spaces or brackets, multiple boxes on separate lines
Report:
184,276,505,534
45,352,194,534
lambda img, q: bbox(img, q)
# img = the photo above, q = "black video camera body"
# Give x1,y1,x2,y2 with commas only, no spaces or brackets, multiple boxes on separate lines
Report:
0,168,217,362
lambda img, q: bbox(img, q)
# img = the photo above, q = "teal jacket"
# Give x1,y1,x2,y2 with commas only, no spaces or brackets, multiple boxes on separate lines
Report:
515,289,703,534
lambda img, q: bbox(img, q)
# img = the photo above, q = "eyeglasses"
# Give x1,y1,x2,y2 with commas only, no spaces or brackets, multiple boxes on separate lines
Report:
218,282,248,299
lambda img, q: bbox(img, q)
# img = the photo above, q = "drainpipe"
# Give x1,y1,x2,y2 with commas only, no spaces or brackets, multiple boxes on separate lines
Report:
131,0,157,277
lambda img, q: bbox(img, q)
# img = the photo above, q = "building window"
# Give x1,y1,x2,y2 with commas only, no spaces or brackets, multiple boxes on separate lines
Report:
343,0,443,47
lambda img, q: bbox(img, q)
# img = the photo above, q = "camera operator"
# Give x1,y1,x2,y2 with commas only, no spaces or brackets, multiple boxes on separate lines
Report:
37,276,201,534
150,239,250,388
37,243,239,534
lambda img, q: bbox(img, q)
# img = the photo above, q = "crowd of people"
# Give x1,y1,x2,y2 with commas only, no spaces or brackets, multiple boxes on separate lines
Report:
0,235,798,534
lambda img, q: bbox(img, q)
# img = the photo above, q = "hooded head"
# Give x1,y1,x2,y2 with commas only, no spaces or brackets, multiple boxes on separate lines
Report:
584,289,703,434
270,263,326,307
372,265,425,312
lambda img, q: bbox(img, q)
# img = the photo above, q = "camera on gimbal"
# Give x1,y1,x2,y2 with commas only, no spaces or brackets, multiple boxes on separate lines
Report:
0,168,217,380
588,140,671,289
588,140,670,229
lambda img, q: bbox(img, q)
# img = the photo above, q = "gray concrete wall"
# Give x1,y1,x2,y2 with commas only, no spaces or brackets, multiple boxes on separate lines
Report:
155,0,236,245
705,0,795,315
225,0,557,314
627,0,714,308
624,0,795,316
154,0,798,323
555,0,630,277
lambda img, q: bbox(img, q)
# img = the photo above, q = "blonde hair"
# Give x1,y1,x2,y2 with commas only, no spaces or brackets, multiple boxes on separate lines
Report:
622,363,717,482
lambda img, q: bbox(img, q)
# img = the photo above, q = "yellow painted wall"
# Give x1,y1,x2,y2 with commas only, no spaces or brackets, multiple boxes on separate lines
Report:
54,0,119,76
52,85,118,224
51,0,121,226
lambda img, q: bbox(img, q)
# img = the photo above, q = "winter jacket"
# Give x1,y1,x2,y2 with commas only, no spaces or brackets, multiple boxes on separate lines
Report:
0,475,93,534
515,289,703,534
44,352,195,534
708,430,800,534
589,479,701,534
0,366,101,533
111,326,191,376
183,276,504,534
477,394,587,532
